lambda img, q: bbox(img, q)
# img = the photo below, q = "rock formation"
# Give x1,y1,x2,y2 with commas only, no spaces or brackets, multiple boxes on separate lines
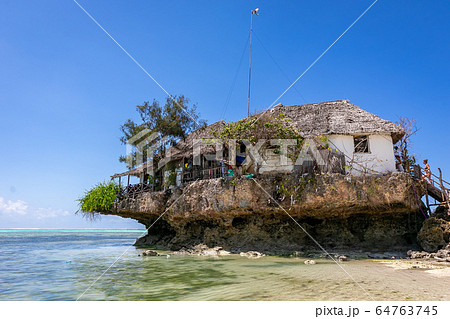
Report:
415,206,450,253
101,172,427,254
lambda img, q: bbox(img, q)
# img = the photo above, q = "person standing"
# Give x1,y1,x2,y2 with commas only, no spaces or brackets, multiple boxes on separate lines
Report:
422,159,432,184
395,155,404,172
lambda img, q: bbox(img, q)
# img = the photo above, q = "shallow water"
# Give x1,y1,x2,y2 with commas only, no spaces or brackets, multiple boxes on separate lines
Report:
0,231,448,301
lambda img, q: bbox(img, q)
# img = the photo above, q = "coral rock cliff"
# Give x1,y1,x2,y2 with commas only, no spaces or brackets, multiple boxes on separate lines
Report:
104,172,426,253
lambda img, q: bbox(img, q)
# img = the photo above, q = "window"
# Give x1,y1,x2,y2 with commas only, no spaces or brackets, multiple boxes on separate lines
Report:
239,143,246,154
354,136,369,153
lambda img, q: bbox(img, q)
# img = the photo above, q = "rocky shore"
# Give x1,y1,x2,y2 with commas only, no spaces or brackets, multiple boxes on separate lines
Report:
91,171,450,259
132,203,450,279
136,204,450,271
407,245,450,262
404,206,450,262
139,244,265,258
107,172,426,254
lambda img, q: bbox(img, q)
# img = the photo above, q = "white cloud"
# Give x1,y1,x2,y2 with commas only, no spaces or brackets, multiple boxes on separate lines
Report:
0,197,28,215
0,197,70,219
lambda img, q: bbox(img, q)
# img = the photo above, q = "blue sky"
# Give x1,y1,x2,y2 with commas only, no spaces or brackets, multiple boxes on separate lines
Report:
0,0,449,228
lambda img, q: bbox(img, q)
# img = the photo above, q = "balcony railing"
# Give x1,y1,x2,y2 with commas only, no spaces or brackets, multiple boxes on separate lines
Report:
116,183,154,200
182,166,225,183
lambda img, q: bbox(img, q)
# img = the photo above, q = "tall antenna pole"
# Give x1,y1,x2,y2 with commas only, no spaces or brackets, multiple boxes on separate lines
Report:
247,8,259,117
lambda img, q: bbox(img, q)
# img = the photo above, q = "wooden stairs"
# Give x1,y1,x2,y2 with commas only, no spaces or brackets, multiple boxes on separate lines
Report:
419,166,450,211
427,183,446,203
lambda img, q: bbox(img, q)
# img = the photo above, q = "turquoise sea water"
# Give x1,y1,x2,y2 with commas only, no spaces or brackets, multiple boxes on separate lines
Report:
0,230,449,301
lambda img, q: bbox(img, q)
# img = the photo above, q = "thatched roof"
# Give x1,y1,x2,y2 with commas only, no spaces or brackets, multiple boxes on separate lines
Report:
111,121,226,178
167,120,226,159
266,100,404,143
111,164,143,178
112,100,404,178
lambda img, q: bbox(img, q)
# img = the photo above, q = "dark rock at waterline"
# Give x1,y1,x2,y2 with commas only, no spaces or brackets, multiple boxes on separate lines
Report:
417,217,450,252
173,244,231,256
142,250,159,256
432,206,450,221
240,251,264,258
407,250,432,259
435,244,450,258
408,243,450,260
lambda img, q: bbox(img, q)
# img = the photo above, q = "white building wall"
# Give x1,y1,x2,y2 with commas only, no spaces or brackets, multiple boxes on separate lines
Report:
327,135,355,161
259,148,294,174
327,134,396,175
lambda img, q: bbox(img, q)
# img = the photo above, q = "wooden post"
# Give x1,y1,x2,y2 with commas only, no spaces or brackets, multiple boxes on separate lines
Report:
413,164,421,180
446,188,450,210
445,187,450,210
127,174,130,187
202,155,205,180
447,190,450,210
438,168,448,206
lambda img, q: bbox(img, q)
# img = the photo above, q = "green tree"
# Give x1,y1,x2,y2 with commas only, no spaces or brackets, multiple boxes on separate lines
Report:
119,95,206,168
395,117,419,170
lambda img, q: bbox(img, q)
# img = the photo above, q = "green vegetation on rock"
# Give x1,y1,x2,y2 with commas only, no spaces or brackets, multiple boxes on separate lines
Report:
213,113,302,144
212,113,304,161
77,181,120,218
